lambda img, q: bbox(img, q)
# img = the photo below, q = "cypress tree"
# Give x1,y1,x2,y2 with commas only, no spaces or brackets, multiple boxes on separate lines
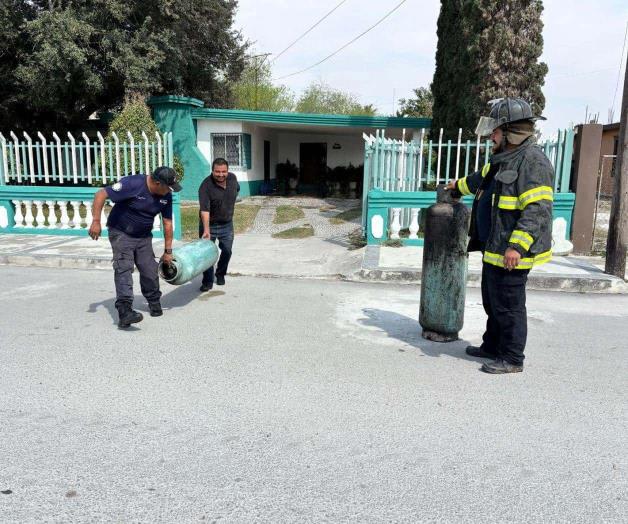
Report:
431,0,548,138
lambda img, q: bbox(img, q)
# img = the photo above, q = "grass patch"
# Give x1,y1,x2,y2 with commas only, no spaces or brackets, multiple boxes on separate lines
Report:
180,204,261,240
329,207,362,225
273,205,304,224
272,224,314,239
234,205,261,234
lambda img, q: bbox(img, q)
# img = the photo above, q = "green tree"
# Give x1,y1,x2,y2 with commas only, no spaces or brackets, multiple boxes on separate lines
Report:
232,59,294,112
0,0,247,131
397,87,434,118
431,0,548,137
296,81,376,116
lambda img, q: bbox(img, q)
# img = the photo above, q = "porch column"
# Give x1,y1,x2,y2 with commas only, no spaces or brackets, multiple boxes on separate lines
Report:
148,95,210,201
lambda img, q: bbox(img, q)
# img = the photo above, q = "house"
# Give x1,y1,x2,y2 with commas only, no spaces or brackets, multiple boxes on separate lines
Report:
148,96,431,200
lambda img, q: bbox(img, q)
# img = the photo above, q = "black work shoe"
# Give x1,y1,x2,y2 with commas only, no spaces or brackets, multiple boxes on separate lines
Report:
216,275,225,286
199,283,212,292
481,359,523,374
149,302,163,317
117,305,143,328
466,345,498,359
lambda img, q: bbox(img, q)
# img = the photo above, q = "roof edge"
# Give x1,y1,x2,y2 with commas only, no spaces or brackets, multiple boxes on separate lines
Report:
190,108,431,129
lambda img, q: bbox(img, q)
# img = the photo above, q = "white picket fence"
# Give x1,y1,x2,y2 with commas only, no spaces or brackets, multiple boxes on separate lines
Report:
0,131,173,185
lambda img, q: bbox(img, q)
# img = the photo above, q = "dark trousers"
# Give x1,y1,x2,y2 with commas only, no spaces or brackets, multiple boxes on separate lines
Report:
480,262,529,366
108,228,161,309
199,221,234,285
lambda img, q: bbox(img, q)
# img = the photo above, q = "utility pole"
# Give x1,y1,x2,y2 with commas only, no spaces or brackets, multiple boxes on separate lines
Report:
248,53,272,111
605,54,628,278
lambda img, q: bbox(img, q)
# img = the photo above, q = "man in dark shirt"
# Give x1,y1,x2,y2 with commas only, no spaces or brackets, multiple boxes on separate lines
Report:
89,166,181,327
198,158,240,291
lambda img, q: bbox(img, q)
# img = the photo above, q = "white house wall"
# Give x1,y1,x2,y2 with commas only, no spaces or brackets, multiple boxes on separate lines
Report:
196,119,366,187
242,123,278,182
277,132,365,169
196,119,247,180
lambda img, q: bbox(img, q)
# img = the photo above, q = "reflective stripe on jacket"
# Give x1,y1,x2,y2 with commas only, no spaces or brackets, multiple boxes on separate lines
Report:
454,140,555,269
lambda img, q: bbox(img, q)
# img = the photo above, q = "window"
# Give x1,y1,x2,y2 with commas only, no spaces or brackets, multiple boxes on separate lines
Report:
211,133,251,169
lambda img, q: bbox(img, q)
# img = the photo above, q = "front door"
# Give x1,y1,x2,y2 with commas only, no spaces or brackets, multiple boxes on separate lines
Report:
299,143,327,185
264,140,271,183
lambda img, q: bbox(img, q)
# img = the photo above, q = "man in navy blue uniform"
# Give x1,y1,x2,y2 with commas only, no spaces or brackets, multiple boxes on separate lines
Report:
89,166,181,328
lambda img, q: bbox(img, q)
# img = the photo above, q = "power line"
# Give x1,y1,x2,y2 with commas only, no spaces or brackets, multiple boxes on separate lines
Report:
274,0,407,81
611,20,628,116
271,0,349,64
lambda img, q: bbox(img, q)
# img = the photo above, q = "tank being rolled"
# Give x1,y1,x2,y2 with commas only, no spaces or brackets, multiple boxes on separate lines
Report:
419,185,470,342
158,239,219,286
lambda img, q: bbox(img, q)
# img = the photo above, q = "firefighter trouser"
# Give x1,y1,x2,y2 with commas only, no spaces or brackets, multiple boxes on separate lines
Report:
480,262,530,366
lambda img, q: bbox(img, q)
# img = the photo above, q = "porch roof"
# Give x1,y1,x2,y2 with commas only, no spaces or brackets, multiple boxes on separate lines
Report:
190,108,431,129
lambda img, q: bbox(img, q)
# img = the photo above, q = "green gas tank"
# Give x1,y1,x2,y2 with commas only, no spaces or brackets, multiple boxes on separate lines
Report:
158,239,219,285
419,185,470,342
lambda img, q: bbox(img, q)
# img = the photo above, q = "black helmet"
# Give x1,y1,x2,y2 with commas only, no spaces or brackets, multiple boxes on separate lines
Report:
475,97,545,136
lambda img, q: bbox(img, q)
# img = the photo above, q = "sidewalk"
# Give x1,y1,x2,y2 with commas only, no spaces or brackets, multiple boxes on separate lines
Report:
0,233,363,279
1,233,626,293
360,244,628,293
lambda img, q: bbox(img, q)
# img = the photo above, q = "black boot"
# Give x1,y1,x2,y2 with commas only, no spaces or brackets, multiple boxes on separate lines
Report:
117,303,143,328
149,302,163,317
465,345,498,359
481,359,523,374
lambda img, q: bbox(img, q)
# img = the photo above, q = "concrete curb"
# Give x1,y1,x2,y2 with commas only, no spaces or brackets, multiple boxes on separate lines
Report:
359,245,628,294
2,248,627,294
358,267,628,293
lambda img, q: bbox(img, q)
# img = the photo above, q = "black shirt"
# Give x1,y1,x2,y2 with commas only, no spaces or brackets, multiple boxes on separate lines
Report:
198,173,240,224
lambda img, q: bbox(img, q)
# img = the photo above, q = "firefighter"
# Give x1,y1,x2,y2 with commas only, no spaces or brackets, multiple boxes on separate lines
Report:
447,97,554,374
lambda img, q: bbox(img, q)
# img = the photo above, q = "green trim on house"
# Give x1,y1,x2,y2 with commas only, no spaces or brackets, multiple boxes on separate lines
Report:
148,95,204,108
237,180,265,198
148,96,210,201
190,108,432,129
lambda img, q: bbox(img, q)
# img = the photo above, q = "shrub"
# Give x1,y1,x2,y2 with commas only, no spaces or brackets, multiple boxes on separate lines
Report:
107,93,159,142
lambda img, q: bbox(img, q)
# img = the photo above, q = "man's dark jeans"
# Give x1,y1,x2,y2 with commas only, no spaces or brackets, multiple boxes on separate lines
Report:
108,228,161,309
199,221,234,286
480,262,530,366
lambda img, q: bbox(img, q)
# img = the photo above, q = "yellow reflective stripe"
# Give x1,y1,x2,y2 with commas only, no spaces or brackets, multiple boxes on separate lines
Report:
483,249,552,269
457,177,472,196
509,229,534,251
519,186,553,208
481,163,491,178
498,195,520,210
520,194,553,208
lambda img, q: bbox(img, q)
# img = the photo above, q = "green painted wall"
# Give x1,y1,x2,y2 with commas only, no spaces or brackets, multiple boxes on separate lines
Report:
148,96,209,201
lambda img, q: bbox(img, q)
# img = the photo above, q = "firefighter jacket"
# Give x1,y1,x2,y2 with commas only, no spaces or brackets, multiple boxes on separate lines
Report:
453,138,555,270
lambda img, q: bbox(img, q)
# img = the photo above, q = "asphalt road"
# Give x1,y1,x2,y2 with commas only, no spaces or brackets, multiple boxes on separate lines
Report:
1,266,626,523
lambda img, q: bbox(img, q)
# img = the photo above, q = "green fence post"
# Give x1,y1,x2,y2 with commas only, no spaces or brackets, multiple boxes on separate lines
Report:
559,128,574,193
172,191,182,240
148,96,209,200
362,148,371,232
366,188,389,245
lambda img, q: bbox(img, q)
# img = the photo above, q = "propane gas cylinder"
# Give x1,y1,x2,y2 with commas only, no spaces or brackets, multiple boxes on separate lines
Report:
158,239,219,286
419,185,470,341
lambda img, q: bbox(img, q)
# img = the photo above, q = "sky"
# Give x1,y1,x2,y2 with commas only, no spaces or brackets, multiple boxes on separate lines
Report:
234,0,628,137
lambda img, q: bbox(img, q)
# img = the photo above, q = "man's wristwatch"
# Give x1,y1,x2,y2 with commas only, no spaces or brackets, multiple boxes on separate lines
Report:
164,248,173,254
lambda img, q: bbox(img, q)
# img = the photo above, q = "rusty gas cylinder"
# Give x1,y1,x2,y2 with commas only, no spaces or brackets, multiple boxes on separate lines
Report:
419,185,470,342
